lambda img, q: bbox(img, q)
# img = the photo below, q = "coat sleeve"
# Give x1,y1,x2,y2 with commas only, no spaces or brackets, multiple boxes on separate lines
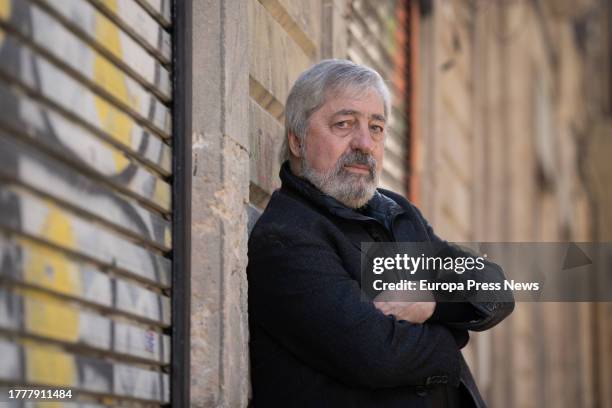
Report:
413,206,515,332
248,225,462,389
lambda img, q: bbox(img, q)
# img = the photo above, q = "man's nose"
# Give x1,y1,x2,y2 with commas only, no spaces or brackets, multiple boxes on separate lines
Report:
350,122,374,153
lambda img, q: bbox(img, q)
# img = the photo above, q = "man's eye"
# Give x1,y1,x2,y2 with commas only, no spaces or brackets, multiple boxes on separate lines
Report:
371,125,384,133
334,121,351,129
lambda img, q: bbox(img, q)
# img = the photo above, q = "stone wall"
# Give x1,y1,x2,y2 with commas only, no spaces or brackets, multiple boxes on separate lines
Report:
190,0,250,406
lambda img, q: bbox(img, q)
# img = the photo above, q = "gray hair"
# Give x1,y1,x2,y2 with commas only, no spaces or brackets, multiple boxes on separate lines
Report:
280,59,391,163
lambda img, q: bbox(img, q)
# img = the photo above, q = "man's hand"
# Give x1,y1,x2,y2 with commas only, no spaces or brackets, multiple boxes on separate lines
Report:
373,290,436,324
373,301,436,324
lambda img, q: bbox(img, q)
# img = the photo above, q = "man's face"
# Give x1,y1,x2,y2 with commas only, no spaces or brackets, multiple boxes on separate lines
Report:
298,87,386,208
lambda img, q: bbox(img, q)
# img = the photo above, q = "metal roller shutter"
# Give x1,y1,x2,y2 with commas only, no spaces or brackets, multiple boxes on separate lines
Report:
0,0,182,405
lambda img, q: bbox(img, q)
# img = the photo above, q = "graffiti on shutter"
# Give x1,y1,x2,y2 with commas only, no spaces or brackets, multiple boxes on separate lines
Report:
0,0,174,404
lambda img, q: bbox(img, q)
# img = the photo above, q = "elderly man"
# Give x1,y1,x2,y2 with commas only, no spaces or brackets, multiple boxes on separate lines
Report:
248,59,513,407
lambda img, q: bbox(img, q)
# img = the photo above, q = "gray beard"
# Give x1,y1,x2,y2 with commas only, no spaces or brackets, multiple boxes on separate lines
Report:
300,149,379,209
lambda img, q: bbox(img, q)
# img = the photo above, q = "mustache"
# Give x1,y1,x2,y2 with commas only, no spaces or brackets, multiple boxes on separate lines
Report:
337,151,377,176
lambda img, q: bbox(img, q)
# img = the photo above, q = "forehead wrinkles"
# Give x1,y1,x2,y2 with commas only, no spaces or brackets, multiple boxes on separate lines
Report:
326,82,376,99
322,87,384,116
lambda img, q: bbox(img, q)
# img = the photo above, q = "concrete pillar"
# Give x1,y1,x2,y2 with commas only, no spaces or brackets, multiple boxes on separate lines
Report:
190,0,250,406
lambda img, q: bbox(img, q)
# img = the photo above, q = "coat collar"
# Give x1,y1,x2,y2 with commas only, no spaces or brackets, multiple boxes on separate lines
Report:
279,161,405,224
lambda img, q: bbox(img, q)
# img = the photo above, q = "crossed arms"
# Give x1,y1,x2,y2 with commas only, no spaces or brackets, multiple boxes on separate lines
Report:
248,226,514,389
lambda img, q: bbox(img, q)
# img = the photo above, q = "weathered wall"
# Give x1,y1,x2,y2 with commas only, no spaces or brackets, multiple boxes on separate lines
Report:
189,0,251,406
248,0,322,208
416,1,611,407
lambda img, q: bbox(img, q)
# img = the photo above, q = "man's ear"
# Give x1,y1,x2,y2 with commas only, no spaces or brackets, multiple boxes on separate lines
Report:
288,131,302,158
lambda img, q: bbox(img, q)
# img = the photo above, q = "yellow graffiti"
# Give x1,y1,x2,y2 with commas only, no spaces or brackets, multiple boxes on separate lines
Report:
91,19,140,108
153,179,171,211
160,149,172,173
34,402,62,408
164,227,172,248
100,0,119,14
101,397,118,405
23,290,80,343
19,203,80,342
34,403,62,408
25,342,76,387
21,238,81,298
0,0,11,44
40,203,74,245
94,0,134,173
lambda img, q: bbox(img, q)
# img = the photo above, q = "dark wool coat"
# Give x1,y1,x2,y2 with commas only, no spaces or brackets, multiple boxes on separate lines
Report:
248,162,514,407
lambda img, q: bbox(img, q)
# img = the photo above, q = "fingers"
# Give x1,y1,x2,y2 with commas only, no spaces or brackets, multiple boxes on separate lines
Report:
373,301,436,324
413,302,436,322
373,301,392,315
